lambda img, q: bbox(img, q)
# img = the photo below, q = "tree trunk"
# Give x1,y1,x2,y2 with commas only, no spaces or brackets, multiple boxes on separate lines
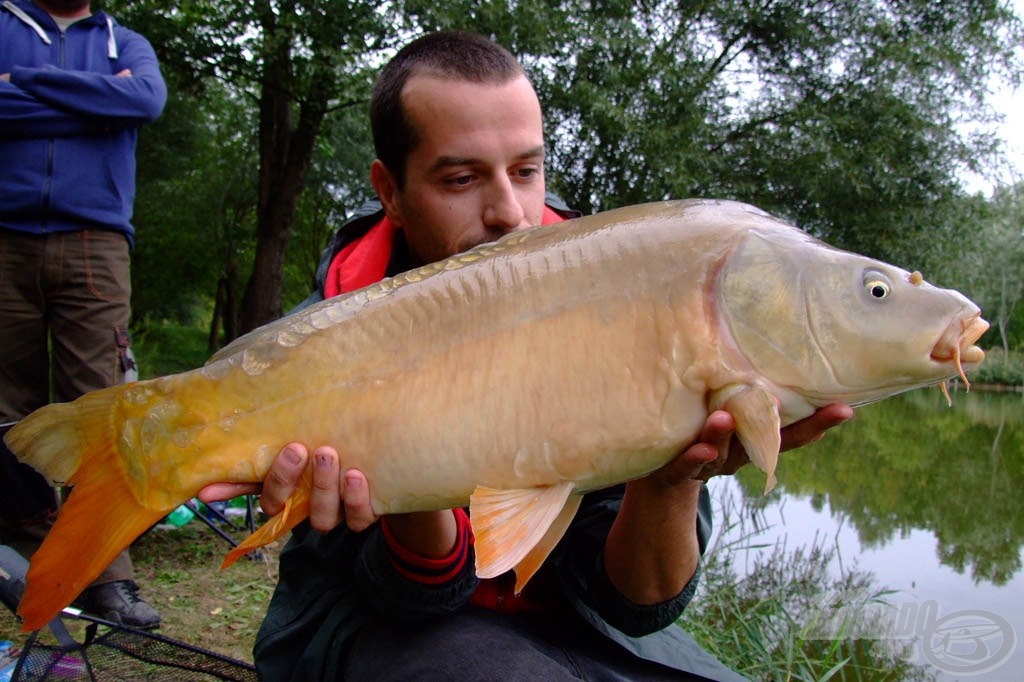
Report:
208,277,225,353
237,3,331,335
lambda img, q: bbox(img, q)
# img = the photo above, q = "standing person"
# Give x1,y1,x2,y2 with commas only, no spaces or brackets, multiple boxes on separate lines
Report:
202,31,851,680
0,0,166,628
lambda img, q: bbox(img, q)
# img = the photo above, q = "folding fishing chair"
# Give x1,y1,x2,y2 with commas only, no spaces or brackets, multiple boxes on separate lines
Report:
0,543,258,682
165,497,265,562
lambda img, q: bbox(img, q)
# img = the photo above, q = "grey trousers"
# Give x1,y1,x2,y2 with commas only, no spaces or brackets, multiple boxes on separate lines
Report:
0,228,135,585
343,607,708,681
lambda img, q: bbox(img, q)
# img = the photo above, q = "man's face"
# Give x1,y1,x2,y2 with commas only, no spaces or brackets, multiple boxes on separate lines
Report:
373,74,547,265
36,0,90,16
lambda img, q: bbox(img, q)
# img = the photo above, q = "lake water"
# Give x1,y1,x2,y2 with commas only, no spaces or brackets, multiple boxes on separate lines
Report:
707,387,1024,681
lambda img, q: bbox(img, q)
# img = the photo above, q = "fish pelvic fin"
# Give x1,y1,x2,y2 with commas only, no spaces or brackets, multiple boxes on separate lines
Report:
222,483,310,568
715,386,781,494
513,492,582,594
5,390,169,632
470,481,578,588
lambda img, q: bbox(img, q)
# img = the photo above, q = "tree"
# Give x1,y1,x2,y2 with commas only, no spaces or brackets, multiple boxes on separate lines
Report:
106,0,399,336
411,0,1021,258
958,183,1024,353
106,0,1023,339
239,1,392,332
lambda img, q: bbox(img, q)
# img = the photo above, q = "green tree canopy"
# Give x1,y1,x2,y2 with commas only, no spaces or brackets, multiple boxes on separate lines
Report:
101,0,1023,340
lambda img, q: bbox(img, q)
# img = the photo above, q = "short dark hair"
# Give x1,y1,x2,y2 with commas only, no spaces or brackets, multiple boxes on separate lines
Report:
370,31,527,188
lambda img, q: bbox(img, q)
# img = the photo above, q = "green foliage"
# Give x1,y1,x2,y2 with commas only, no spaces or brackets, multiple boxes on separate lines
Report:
98,1,1023,350
131,321,212,377
281,102,379,311
132,81,259,327
972,349,1024,386
949,184,1024,354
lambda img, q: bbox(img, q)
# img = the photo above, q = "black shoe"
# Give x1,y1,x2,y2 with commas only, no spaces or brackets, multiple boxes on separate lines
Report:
73,580,161,629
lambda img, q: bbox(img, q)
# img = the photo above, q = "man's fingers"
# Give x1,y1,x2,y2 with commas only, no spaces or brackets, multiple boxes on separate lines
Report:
342,470,377,532
647,411,737,487
779,403,853,452
309,447,342,532
197,482,259,504
261,443,309,516
698,410,736,451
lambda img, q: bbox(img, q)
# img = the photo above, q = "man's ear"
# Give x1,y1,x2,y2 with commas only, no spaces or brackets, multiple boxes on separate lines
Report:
370,160,403,228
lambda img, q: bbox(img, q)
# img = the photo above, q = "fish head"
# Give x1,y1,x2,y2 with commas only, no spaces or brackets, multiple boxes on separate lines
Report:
718,227,988,406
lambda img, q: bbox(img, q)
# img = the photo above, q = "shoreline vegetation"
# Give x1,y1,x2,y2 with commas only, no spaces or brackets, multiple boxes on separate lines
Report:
967,347,1024,389
685,487,936,681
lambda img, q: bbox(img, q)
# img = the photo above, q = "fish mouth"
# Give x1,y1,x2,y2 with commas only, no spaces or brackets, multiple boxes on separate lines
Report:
930,312,989,386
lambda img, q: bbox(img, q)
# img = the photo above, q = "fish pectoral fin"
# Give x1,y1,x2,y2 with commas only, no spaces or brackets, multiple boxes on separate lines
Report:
221,484,311,568
470,481,578,588
722,386,781,494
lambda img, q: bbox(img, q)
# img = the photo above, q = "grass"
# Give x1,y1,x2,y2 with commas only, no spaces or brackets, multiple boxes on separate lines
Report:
683,489,935,681
129,522,282,663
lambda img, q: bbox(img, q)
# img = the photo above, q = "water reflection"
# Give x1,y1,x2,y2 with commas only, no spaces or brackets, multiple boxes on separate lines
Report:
734,389,1024,585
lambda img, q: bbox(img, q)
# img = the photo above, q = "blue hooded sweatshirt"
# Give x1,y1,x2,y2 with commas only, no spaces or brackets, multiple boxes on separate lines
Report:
0,0,166,245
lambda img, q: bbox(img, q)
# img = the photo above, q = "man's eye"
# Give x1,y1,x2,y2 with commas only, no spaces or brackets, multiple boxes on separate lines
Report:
447,174,474,186
515,167,539,179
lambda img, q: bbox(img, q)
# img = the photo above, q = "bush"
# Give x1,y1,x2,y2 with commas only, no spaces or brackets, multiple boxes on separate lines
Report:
972,348,1024,388
131,321,212,378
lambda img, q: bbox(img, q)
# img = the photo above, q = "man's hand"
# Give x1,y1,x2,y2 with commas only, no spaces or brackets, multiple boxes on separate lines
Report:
197,443,378,533
779,403,853,451
1,74,10,82
646,403,853,486
606,403,853,604
198,442,457,556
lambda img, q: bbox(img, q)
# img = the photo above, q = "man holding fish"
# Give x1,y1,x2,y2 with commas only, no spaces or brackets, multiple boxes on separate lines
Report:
201,31,851,681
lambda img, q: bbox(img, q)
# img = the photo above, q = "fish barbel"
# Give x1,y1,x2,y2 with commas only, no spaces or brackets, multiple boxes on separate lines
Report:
4,199,988,630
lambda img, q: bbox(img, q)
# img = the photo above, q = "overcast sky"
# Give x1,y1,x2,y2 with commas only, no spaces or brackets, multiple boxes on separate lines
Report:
978,1,1024,192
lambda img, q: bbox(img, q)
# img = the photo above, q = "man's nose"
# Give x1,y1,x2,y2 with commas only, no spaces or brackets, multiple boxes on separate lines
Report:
482,177,527,234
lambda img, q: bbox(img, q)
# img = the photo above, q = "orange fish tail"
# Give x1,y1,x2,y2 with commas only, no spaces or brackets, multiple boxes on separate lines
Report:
4,389,168,631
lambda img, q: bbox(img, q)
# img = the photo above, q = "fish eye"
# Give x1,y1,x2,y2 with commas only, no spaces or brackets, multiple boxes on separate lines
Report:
863,271,892,300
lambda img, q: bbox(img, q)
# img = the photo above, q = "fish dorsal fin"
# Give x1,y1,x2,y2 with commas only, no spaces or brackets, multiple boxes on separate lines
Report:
470,481,577,585
715,386,781,494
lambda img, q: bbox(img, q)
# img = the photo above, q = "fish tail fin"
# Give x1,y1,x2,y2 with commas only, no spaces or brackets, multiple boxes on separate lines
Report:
5,390,167,632
3,400,93,486
222,485,311,568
